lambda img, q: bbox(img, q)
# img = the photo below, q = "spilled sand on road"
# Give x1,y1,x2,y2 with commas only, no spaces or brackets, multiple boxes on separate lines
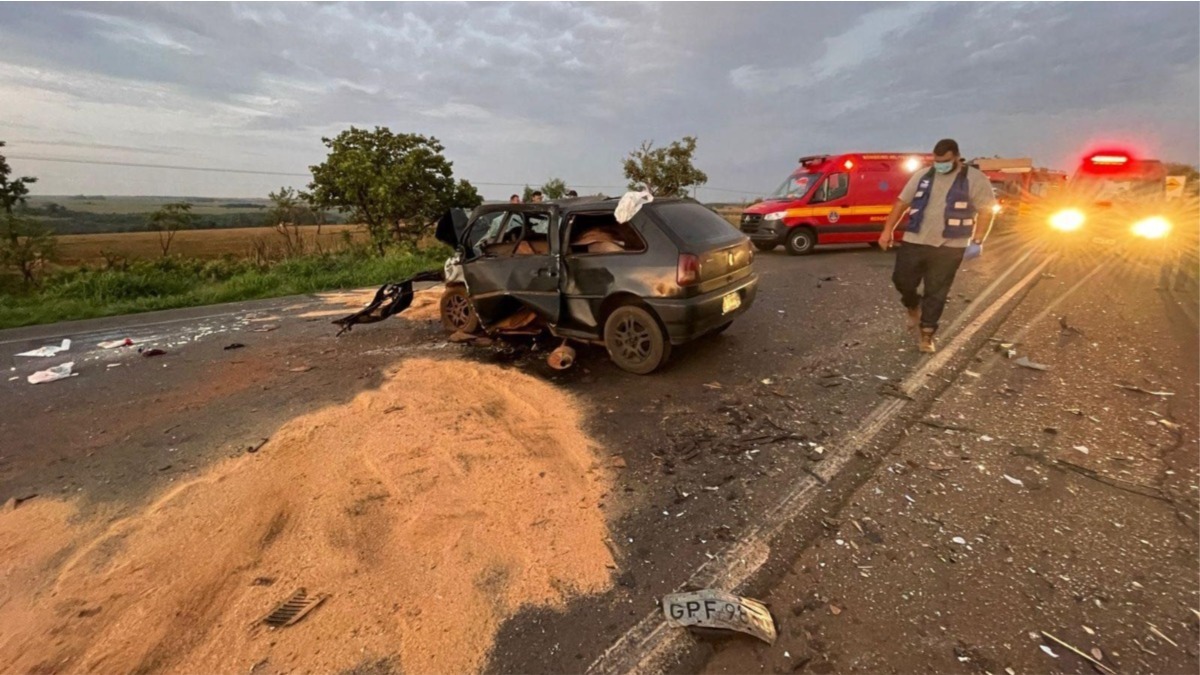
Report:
0,358,613,674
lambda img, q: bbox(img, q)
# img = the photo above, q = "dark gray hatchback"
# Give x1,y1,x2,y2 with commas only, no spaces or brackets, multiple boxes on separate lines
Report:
438,196,758,374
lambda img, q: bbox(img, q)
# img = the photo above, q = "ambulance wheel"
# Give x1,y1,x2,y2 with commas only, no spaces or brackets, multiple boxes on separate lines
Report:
440,285,479,333
785,227,816,255
753,241,777,252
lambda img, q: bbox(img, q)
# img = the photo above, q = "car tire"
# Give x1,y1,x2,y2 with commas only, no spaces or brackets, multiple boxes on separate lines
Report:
603,304,671,375
753,241,776,252
785,227,816,256
440,285,480,333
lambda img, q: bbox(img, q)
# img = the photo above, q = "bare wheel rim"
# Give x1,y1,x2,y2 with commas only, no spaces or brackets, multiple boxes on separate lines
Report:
614,314,653,363
447,294,471,329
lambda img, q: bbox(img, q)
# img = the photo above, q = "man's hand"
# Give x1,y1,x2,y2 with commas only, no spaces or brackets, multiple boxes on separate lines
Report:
878,230,894,251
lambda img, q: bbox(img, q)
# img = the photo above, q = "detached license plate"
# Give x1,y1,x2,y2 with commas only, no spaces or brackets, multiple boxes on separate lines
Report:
721,292,741,315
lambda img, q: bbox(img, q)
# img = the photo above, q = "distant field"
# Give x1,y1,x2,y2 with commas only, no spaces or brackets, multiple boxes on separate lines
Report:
25,194,273,215
54,224,368,266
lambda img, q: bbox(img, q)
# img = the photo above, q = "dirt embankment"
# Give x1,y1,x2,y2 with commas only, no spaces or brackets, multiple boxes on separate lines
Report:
0,358,613,674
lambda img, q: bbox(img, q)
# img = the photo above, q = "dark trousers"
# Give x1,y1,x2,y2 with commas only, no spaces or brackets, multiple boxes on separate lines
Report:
892,243,965,330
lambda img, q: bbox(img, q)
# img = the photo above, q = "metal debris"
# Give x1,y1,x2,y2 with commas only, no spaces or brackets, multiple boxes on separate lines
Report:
260,588,328,628
1040,631,1116,675
1014,356,1050,371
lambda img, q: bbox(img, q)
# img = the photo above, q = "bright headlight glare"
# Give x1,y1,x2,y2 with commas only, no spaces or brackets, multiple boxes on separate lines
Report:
1131,216,1171,239
1049,209,1086,232
763,211,787,221
904,157,921,173
991,203,1002,214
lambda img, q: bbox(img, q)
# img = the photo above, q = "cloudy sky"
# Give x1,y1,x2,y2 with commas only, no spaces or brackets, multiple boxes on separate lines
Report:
0,2,1197,199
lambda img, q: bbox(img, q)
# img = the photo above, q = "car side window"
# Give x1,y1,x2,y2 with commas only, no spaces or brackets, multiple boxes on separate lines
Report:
566,213,647,255
465,212,507,258
811,172,849,204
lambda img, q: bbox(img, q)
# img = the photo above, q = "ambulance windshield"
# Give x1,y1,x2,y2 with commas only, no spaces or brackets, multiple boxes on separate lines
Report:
769,172,820,200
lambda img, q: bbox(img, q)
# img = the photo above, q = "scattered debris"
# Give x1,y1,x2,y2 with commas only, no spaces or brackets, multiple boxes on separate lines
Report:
288,366,314,373
252,325,280,333
27,362,76,384
979,435,994,442
16,339,71,358
1148,624,1179,648
1040,631,1116,675
224,343,246,351
448,331,476,344
1058,316,1085,335
702,382,722,390
98,338,134,349
1003,474,1024,486
4,493,36,510
246,438,269,454
259,588,328,628
952,536,967,545
610,456,627,469
918,419,977,433
964,370,981,378
548,342,576,370
1115,384,1175,397
1073,445,1090,455
662,589,777,644
1014,356,1050,371
760,378,774,385
141,348,167,358
1158,419,1181,432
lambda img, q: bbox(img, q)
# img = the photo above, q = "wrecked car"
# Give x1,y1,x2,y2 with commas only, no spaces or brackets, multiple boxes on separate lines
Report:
435,196,759,374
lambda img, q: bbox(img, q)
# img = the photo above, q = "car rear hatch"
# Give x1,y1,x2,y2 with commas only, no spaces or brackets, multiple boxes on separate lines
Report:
646,200,755,295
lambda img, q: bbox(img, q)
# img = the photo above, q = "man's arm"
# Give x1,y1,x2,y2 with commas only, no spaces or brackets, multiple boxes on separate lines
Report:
878,200,911,251
969,168,998,243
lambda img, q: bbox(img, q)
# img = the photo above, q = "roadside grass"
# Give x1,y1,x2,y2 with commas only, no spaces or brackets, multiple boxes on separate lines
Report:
0,246,449,329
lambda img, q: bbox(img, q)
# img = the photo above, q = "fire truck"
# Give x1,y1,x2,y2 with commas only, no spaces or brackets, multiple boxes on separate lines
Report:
1047,150,1176,242
972,157,1067,224
739,152,930,255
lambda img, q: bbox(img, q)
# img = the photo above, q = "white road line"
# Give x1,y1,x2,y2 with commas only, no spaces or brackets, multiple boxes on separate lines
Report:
587,250,1053,675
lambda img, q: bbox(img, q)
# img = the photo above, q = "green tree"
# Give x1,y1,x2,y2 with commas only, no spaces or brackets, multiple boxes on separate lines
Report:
147,202,195,256
0,141,56,286
522,184,535,202
306,126,481,254
540,177,567,199
622,136,708,197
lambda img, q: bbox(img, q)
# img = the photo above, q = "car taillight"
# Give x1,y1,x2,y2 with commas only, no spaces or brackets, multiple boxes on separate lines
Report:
677,253,700,286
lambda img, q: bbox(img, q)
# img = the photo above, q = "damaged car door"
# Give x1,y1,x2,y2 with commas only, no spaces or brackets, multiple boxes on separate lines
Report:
459,206,561,328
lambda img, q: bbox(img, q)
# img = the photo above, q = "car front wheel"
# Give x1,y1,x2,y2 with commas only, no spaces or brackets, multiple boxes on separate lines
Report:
603,304,671,375
785,227,816,255
440,285,480,333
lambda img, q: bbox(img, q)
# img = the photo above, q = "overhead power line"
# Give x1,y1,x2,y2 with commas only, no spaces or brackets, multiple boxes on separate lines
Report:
8,154,765,196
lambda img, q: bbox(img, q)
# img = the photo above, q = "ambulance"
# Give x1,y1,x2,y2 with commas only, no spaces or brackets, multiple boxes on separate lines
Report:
740,153,931,255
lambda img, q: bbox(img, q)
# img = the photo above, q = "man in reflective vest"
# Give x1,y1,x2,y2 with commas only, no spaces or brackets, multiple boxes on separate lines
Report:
878,139,996,353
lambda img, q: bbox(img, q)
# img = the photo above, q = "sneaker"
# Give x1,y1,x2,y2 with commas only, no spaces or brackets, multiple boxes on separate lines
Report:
919,328,936,353
906,306,921,331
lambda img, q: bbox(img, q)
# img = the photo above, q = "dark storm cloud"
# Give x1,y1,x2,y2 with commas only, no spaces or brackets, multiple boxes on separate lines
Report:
0,2,1195,197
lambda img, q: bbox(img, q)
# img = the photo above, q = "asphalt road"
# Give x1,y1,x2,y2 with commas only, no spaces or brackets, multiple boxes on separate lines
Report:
2,233,1192,672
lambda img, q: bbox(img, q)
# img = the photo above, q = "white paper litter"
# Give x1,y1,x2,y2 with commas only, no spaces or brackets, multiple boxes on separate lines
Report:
1003,474,1025,486
16,339,71,358
28,362,76,384
1040,645,1059,658
615,189,653,223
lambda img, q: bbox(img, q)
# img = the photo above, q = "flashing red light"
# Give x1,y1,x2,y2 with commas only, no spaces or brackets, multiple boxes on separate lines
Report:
1089,154,1130,166
843,160,854,170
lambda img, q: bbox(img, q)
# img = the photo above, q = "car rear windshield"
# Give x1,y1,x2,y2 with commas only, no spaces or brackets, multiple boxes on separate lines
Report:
649,202,744,249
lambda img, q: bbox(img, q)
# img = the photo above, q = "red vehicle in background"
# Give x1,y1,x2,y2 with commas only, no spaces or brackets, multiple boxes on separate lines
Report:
740,152,930,255
1047,150,1176,242
973,157,1067,224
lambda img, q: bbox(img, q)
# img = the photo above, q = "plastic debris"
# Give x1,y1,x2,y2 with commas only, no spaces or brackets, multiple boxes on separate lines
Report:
1039,645,1059,658
952,536,967,545
548,342,576,370
980,435,994,442
662,589,777,644
1003,474,1024,486
1014,356,1050,371
1073,445,1090,454
98,338,134,349
16,339,70,358
27,362,76,384
1041,631,1116,675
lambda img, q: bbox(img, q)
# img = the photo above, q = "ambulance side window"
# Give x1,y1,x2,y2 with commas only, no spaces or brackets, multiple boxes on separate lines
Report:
811,173,849,203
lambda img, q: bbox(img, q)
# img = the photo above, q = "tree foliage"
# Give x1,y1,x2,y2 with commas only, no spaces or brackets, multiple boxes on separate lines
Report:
306,126,481,254
0,141,55,286
540,178,567,200
147,202,195,257
622,136,708,197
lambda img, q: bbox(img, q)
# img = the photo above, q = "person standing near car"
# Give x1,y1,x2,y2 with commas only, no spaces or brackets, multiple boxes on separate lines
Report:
878,139,996,353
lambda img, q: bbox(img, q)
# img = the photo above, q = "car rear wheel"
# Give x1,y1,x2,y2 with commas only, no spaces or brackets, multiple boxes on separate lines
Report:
440,285,480,333
785,227,816,256
753,241,777,252
604,304,670,375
